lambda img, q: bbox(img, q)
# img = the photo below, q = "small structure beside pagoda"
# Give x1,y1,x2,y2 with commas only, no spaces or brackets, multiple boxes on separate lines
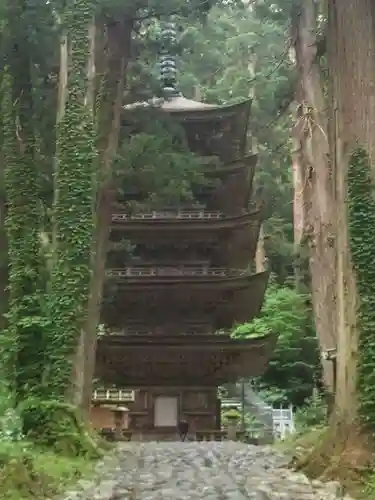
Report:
89,94,276,440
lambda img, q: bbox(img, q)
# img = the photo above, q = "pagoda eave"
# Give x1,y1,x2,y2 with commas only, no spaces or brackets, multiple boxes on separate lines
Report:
124,97,251,118
95,332,277,386
164,98,251,121
98,332,272,347
106,270,268,291
102,272,269,329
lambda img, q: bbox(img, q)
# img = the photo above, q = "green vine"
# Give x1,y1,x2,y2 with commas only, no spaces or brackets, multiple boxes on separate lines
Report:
0,69,16,395
45,0,97,398
347,147,375,427
19,398,101,457
2,0,45,403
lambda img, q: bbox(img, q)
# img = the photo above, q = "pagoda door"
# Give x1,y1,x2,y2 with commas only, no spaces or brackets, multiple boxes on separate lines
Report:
154,396,178,427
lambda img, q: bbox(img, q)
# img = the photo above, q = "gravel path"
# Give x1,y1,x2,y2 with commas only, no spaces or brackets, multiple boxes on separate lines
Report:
62,442,353,500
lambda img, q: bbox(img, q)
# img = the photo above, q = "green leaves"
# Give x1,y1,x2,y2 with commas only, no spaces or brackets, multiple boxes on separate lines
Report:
116,116,207,209
44,0,97,397
347,148,375,427
232,284,320,406
2,8,46,401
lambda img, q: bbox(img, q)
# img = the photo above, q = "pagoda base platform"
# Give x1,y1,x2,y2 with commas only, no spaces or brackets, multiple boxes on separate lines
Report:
99,428,233,442
90,386,220,434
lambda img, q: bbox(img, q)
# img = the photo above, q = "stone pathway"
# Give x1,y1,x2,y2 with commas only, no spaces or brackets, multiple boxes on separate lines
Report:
62,442,354,500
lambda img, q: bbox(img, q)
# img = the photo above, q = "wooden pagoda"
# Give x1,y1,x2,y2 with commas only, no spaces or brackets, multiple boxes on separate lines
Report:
91,95,276,439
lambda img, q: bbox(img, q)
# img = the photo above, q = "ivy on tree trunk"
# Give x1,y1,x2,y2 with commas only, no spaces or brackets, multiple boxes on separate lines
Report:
2,0,45,401
45,0,97,399
347,148,375,429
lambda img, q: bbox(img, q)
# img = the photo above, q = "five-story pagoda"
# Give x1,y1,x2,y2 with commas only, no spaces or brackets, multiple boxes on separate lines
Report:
91,23,276,438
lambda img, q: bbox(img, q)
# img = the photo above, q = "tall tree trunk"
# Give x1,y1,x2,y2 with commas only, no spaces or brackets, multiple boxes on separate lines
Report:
0,10,5,333
46,0,98,399
71,19,96,403
255,224,267,273
291,96,309,292
326,0,375,421
3,0,44,398
0,157,7,331
291,124,305,251
77,17,133,411
328,0,375,166
293,0,337,391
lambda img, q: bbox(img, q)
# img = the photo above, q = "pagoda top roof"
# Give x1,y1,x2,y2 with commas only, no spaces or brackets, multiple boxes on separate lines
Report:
95,332,277,386
161,95,218,112
123,95,251,119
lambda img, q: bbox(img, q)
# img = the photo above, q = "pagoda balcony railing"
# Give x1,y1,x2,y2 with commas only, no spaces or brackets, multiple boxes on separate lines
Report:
108,324,212,336
106,266,249,278
111,210,223,221
92,388,135,402
109,329,205,336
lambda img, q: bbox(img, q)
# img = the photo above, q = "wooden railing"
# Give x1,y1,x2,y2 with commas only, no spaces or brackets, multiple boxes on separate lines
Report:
113,327,154,335
92,389,135,402
106,266,248,278
110,329,210,336
107,322,212,336
111,210,223,221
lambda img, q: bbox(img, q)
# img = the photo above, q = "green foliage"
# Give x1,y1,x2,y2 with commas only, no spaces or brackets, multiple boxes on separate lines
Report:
19,398,101,457
2,4,45,400
232,284,320,406
0,440,95,500
116,118,206,208
0,388,23,442
347,148,375,428
45,0,97,397
294,393,328,431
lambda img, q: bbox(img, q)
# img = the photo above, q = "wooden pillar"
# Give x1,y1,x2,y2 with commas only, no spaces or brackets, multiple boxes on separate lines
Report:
216,397,221,430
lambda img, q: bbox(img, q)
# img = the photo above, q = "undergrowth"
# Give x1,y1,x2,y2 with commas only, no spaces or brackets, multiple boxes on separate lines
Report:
0,394,105,499
0,440,96,500
273,395,375,498
280,423,375,499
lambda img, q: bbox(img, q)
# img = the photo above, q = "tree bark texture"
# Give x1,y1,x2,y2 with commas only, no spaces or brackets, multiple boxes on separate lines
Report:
328,0,375,166
255,224,267,273
293,0,337,391
325,0,375,420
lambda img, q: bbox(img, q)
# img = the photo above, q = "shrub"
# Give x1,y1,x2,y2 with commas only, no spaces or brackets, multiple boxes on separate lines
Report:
294,393,328,431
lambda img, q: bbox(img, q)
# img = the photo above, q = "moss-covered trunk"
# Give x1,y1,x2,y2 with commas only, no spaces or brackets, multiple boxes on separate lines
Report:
45,0,97,399
2,0,45,399
77,16,133,411
0,134,7,333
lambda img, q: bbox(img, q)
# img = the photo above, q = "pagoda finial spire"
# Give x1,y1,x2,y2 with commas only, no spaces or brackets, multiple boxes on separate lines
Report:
160,20,180,99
